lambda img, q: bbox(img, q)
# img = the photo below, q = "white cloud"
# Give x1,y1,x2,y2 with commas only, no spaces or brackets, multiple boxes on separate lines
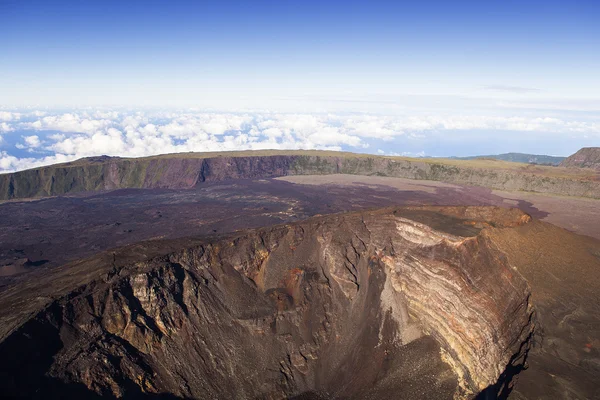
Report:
342,116,397,139
385,150,427,157
262,127,284,138
23,113,114,134
0,112,20,122
0,151,77,173
0,122,13,133
0,108,598,173
24,135,41,148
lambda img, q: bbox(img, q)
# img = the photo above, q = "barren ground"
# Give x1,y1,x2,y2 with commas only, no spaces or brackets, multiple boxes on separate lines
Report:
280,175,600,239
2,174,598,286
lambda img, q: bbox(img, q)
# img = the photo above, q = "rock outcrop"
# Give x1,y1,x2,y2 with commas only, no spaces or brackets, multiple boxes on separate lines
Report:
560,147,600,169
0,206,535,399
1,150,599,201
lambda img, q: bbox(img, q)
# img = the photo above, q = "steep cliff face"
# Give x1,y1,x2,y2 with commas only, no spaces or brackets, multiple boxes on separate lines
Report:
0,207,534,399
560,147,600,169
1,151,599,201
0,155,299,199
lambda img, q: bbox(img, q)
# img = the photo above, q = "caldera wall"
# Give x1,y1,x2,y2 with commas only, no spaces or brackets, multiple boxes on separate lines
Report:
1,152,599,200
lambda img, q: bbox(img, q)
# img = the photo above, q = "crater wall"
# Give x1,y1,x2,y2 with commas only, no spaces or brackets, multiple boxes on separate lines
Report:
1,152,599,200
0,207,535,399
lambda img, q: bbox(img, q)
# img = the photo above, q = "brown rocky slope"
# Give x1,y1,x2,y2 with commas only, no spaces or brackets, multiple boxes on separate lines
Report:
0,206,535,399
488,220,600,399
560,147,600,169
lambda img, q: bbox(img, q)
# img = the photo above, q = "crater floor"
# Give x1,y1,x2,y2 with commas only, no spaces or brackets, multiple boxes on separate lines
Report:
7,174,599,285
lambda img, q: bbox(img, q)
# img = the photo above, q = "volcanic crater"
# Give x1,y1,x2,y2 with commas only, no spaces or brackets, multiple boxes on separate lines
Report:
0,206,535,399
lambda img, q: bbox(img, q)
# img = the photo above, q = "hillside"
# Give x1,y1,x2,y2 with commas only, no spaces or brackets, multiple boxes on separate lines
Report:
1,150,599,201
454,152,565,165
560,147,600,169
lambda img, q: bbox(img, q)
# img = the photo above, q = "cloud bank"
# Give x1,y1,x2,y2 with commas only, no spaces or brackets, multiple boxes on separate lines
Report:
0,108,598,173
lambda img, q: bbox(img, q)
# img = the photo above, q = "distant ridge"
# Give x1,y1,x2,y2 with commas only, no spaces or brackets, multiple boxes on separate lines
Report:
1,150,600,200
453,152,565,166
560,147,600,169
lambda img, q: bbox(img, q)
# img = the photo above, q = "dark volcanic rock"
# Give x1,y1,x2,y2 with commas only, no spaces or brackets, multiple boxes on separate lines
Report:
0,206,535,399
0,177,551,282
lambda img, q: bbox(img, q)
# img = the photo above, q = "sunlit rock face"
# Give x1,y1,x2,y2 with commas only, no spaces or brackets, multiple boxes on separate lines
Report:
0,206,534,399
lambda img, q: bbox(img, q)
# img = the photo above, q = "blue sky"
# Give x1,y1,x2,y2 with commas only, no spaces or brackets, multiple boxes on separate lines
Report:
2,0,599,106
0,0,599,170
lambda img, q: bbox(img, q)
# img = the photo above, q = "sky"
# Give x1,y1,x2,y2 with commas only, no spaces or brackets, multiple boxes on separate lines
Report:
0,0,599,171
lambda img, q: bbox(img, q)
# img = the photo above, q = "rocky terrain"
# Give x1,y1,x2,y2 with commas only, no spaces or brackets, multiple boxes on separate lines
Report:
0,151,599,400
0,206,535,399
560,147,600,169
0,176,559,283
1,150,599,201
488,220,600,399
